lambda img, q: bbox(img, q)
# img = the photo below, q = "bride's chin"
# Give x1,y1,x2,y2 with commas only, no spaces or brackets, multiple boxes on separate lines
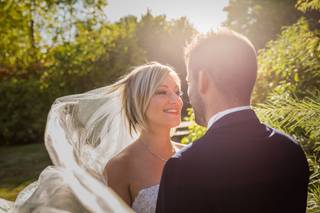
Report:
168,120,181,128
151,118,181,129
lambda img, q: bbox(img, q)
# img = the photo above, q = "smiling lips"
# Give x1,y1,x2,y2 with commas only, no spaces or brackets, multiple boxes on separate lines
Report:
163,108,180,115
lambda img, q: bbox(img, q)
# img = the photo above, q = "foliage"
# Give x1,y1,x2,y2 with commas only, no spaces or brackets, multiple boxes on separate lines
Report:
0,0,109,145
136,11,196,73
0,77,52,144
223,0,302,49
180,108,207,144
41,16,146,95
253,18,320,103
296,0,320,12
0,0,107,72
307,154,320,212
255,93,320,147
0,3,196,145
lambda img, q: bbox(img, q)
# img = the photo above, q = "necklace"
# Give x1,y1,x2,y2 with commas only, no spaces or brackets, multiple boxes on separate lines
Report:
140,140,176,162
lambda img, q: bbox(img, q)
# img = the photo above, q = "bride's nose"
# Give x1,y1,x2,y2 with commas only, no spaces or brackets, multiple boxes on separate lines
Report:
168,92,181,104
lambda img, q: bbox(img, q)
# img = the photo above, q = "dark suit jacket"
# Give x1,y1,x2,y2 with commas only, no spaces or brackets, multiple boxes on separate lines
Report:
156,109,309,213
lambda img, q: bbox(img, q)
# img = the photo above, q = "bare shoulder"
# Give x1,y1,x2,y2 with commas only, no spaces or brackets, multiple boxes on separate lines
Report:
103,147,134,205
104,149,131,183
171,141,188,150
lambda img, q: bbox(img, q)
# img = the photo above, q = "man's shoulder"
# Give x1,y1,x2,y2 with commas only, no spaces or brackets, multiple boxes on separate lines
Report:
170,135,210,161
266,126,301,148
269,127,297,143
264,126,308,162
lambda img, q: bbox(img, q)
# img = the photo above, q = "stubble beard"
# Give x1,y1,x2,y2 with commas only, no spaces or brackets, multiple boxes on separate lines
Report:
192,95,207,127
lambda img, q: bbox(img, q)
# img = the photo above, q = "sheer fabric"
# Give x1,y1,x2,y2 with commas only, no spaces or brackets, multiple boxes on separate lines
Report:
6,85,138,213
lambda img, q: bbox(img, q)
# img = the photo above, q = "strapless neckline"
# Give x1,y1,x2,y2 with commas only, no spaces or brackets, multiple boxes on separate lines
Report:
132,184,159,213
134,184,159,201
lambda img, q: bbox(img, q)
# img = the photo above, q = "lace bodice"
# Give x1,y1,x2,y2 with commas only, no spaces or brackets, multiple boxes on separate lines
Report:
132,184,159,213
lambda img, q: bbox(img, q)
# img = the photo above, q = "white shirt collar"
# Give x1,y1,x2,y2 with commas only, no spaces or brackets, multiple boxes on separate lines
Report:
207,105,251,129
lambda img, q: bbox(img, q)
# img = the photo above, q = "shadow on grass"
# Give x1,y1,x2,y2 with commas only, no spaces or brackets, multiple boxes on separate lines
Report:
0,143,52,201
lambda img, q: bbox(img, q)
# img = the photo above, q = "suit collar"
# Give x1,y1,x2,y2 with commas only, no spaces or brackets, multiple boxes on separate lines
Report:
207,106,251,129
207,109,259,132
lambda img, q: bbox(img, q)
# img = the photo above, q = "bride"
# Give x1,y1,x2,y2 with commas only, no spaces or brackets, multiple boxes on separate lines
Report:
105,62,184,212
0,62,184,213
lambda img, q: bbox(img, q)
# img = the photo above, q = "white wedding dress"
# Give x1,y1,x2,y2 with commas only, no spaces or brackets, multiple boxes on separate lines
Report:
132,184,159,213
0,85,160,213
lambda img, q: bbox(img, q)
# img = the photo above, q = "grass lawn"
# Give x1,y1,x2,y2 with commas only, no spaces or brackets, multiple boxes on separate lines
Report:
0,143,52,201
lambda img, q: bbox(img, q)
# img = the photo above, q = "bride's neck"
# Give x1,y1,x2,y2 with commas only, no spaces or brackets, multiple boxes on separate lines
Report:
138,127,172,151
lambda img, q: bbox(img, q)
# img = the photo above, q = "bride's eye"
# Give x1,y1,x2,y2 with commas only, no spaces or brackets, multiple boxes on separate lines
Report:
155,90,167,95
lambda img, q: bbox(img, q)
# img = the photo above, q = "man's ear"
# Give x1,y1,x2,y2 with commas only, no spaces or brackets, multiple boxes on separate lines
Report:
198,70,210,95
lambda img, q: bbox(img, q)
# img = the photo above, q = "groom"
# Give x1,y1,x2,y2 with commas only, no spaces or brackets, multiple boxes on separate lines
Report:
156,28,309,212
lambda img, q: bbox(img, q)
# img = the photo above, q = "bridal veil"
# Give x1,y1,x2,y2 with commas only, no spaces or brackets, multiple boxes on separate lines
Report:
10,84,137,213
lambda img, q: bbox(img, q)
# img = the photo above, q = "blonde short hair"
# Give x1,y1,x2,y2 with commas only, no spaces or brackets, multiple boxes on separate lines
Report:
113,62,180,135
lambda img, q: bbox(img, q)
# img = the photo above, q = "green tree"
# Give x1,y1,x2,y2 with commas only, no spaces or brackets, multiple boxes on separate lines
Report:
296,0,320,12
223,0,302,49
41,16,145,95
0,0,107,73
253,18,320,103
1,5,198,145
136,11,197,113
0,0,118,145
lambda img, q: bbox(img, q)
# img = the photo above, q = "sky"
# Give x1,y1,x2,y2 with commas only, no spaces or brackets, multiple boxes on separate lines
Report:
104,0,230,33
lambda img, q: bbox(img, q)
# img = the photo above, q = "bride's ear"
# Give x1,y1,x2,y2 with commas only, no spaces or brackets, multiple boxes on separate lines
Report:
198,70,210,95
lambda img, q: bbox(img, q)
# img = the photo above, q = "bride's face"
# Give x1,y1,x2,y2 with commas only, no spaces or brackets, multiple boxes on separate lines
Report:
146,72,183,129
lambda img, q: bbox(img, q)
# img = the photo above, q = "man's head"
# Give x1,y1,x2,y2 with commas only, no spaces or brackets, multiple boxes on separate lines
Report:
185,28,257,126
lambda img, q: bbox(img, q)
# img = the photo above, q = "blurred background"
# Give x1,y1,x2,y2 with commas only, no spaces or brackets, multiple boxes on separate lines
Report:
0,0,319,211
